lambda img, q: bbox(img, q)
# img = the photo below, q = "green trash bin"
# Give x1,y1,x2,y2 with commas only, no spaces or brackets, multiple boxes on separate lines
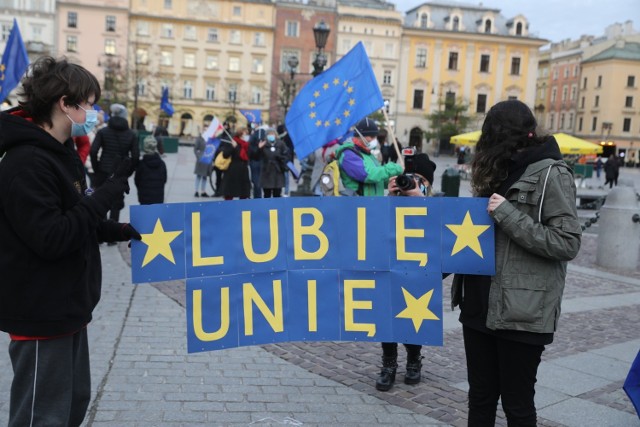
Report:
161,137,179,153
441,167,460,197
137,130,151,150
573,164,593,178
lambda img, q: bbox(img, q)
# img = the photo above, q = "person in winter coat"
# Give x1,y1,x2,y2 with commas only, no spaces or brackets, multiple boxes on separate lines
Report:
135,135,167,204
604,154,619,188
193,134,212,197
375,153,437,392
90,103,139,221
277,124,295,196
337,118,403,196
248,125,267,198
220,127,251,200
452,100,581,426
257,127,289,197
0,56,140,427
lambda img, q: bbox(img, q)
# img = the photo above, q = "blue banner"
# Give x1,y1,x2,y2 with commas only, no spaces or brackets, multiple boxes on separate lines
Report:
130,197,494,353
0,19,29,102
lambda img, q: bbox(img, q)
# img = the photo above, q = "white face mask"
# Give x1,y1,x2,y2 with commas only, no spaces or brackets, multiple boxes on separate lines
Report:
367,137,379,149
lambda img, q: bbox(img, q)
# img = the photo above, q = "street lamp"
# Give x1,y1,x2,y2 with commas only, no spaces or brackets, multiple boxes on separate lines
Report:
312,20,330,77
282,55,299,117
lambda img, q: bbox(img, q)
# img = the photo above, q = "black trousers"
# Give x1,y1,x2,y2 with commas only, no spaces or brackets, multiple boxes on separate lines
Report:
263,188,282,198
463,326,544,427
92,171,123,222
381,342,422,358
9,329,91,427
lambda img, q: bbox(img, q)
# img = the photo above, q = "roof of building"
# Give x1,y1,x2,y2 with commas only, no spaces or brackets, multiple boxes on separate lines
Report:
338,0,395,10
582,41,640,63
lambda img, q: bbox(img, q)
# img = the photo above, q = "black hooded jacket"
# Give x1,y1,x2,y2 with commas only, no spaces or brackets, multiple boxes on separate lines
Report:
90,116,139,176
0,108,123,336
135,152,167,204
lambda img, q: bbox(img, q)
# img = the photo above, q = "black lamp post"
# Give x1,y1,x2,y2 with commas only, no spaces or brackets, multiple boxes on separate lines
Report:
312,20,330,77
283,55,299,117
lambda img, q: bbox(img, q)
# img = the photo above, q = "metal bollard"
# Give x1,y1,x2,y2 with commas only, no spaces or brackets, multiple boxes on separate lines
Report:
596,186,640,270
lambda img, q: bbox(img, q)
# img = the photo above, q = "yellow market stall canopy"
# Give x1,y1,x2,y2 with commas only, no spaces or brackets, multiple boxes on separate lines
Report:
450,131,603,155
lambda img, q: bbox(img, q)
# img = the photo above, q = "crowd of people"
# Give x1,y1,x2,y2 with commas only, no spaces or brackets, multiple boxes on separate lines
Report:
0,56,599,427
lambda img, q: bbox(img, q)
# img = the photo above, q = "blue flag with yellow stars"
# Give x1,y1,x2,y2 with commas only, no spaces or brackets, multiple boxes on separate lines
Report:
160,87,174,116
0,19,29,103
240,109,262,124
130,197,495,353
285,42,384,160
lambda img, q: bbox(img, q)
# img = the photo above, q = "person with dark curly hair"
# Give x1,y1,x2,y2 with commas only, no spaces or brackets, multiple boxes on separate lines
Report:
452,100,582,426
0,56,140,426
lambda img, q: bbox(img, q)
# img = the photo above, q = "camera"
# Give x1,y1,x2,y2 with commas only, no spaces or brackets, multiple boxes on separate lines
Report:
396,173,418,191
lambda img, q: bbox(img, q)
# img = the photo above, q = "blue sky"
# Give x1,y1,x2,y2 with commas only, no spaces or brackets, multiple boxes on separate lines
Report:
393,0,640,44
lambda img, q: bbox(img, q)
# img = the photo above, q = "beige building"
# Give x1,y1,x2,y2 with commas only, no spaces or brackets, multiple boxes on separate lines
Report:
56,0,131,108
129,0,275,135
335,0,403,127
534,49,550,126
397,2,546,153
576,40,640,163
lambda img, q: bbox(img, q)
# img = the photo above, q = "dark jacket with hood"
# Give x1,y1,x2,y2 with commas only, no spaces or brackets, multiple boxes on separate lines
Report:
90,115,139,176
135,152,167,204
0,108,125,336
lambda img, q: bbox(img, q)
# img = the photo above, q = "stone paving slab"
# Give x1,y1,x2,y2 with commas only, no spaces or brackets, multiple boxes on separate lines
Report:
538,397,639,427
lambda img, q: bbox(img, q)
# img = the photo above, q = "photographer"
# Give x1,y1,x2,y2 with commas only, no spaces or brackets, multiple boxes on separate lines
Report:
376,151,437,392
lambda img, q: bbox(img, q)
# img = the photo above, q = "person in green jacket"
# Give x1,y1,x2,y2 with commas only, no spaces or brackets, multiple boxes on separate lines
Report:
452,100,582,426
337,118,403,196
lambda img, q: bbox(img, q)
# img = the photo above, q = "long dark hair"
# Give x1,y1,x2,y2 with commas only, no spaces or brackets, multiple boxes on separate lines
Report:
471,100,544,196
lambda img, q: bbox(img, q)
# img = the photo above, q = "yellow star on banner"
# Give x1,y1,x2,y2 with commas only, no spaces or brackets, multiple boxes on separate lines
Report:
395,288,439,333
333,78,340,85
343,80,349,87
445,211,490,258
140,219,183,267
309,101,316,108
324,121,330,127
347,86,354,93
343,110,351,117
334,118,342,125
323,83,329,90
315,120,322,126
314,91,320,98
0,64,5,72
348,99,356,106
309,112,316,119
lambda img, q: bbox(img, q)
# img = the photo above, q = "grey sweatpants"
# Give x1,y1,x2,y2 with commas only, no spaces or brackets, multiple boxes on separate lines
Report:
8,328,91,427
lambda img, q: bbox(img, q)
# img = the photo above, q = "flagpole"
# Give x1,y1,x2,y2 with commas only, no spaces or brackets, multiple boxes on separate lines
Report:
382,108,404,169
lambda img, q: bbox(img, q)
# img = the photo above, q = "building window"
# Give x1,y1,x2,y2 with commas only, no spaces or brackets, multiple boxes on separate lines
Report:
207,28,218,42
254,32,265,46
412,89,424,109
626,96,633,108
164,0,172,9
476,94,487,113
562,86,568,101
578,117,583,131
280,49,299,72
136,79,146,96
592,117,597,131
183,81,193,99
623,118,631,132
384,43,394,58
136,48,148,64
228,57,240,72
251,86,261,104
420,13,428,28
285,21,299,37
66,35,77,52
484,19,491,33
581,96,585,108
515,22,523,35
583,77,587,89
252,57,264,73
480,54,490,72
595,95,599,107
233,6,241,16
508,95,518,101
205,83,216,101
549,113,554,130
551,88,557,103
628,75,636,87
445,91,456,110
160,51,173,66
104,39,116,55
571,85,577,101
569,113,574,129
510,57,521,75
452,16,460,31
553,69,558,80
184,25,196,40
416,48,427,68
136,21,149,36
206,55,218,69
162,23,174,38
383,70,392,85
230,30,241,44
597,75,602,87
31,25,42,41
448,52,458,70
342,39,352,54
564,68,569,78
573,65,579,77
105,16,116,32
183,53,195,68
228,84,238,102
560,113,565,129
67,12,77,28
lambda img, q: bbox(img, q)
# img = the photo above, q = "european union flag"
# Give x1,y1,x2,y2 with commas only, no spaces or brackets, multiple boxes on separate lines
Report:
160,87,174,116
240,109,262,124
0,19,29,103
285,42,383,159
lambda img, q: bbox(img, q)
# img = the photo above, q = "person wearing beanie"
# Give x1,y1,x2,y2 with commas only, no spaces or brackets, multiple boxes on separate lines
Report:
374,151,437,392
335,117,403,196
134,135,167,205
258,127,289,197
90,102,139,221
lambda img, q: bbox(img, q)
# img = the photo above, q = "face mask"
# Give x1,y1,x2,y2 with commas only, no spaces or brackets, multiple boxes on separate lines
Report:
242,134,250,142
68,105,98,137
267,135,276,143
366,137,378,149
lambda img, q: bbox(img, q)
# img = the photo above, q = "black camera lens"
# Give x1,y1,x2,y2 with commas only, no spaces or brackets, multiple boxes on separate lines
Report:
396,174,416,191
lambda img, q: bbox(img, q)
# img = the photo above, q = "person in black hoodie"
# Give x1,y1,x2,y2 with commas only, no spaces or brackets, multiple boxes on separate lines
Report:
135,135,167,204
90,102,139,222
0,56,141,427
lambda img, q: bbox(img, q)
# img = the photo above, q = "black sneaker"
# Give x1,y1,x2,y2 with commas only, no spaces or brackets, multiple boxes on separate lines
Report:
201,192,210,197
194,192,200,197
